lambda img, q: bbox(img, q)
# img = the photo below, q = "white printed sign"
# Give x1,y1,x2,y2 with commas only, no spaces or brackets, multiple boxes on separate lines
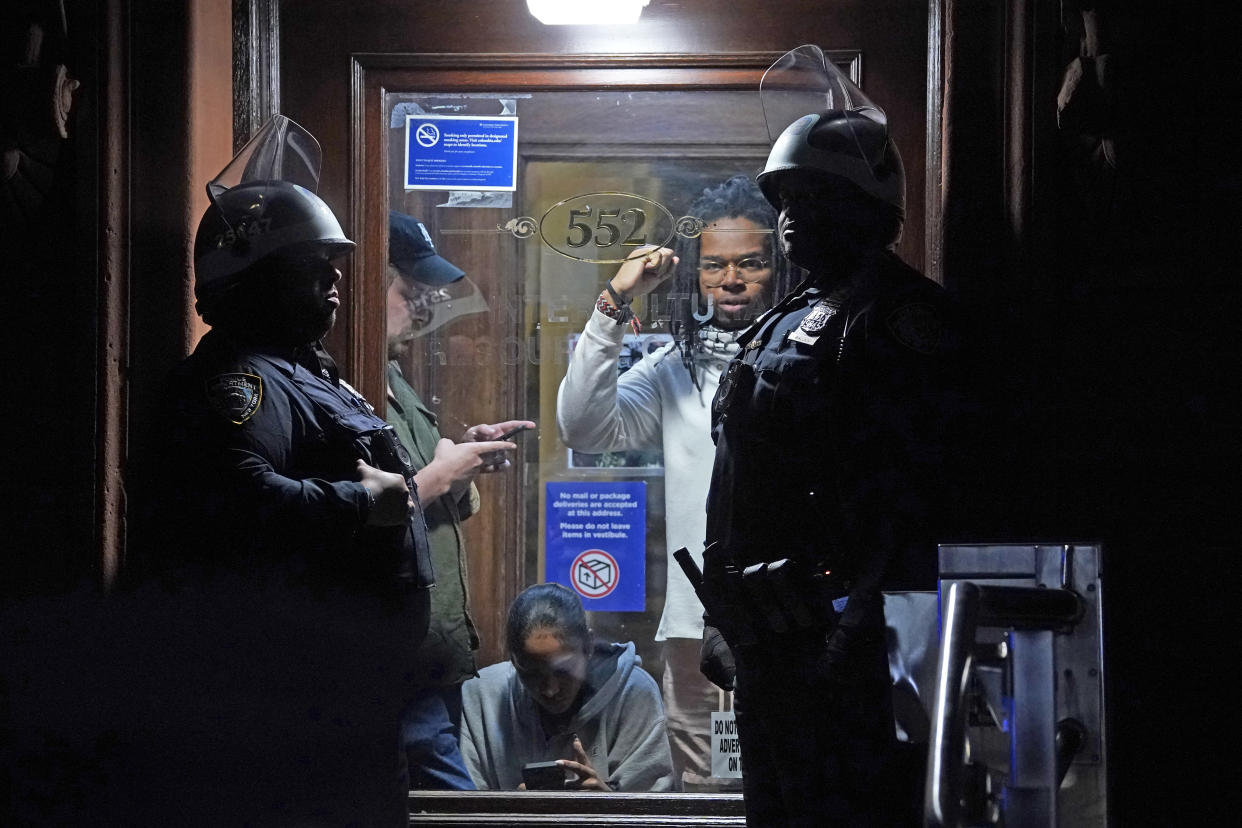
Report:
710,711,743,778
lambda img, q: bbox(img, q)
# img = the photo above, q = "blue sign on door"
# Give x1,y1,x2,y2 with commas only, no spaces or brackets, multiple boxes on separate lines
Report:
404,115,518,191
545,481,646,611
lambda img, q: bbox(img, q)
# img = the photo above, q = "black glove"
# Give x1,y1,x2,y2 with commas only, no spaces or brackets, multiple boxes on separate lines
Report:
699,623,736,691
814,621,887,688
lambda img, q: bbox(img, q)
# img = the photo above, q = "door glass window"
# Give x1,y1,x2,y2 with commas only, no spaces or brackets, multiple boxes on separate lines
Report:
384,86,794,793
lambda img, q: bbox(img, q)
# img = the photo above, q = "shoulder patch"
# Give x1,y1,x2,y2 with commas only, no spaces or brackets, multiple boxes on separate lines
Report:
886,302,943,354
206,373,263,424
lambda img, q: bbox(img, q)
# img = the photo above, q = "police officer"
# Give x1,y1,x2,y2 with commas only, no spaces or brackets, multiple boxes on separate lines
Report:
153,116,430,826
700,75,975,825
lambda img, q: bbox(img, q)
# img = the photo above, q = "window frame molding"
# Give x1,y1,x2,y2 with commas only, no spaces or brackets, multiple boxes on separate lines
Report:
351,53,859,822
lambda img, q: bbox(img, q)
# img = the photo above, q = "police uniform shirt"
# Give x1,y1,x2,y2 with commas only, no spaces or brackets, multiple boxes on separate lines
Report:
706,250,970,621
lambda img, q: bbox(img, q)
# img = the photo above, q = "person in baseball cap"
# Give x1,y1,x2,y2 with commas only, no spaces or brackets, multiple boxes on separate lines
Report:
387,211,488,342
384,209,532,792
389,211,466,285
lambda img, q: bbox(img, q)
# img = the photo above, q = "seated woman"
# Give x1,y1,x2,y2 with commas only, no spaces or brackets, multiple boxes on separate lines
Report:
459,582,678,791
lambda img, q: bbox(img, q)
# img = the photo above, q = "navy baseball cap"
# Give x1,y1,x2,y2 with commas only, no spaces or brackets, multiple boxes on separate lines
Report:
388,211,466,285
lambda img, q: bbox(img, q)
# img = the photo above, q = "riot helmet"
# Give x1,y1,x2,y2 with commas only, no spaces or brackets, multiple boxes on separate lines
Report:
193,115,354,306
756,45,905,218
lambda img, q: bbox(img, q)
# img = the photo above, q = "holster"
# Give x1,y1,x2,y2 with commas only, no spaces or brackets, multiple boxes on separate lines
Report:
703,546,849,648
746,558,849,634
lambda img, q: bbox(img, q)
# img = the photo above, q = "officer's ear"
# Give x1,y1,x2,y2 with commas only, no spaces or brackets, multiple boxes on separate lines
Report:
881,208,904,250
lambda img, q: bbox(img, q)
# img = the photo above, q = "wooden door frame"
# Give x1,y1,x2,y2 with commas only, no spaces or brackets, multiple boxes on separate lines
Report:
231,0,282,152
348,53,866,678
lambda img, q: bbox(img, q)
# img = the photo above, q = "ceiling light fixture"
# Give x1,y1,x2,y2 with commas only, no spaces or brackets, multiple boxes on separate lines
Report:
525,0,650,25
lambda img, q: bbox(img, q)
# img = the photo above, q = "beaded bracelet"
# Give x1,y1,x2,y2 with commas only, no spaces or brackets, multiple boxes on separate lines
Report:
596,292,632,325
595,292,642,333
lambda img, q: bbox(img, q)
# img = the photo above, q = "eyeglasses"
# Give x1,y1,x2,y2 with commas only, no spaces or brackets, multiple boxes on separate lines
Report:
698,257,771,286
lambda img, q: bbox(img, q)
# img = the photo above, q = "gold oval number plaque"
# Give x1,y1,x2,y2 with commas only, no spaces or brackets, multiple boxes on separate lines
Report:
538,192,676,264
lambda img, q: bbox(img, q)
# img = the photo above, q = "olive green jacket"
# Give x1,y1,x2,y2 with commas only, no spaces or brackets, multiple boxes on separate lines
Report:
386,361,481,687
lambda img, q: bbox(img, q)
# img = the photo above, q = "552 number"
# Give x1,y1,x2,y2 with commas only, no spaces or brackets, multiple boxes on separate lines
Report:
566,207,648,249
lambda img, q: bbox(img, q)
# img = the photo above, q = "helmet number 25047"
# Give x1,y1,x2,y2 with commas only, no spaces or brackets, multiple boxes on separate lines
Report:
215,216,273,249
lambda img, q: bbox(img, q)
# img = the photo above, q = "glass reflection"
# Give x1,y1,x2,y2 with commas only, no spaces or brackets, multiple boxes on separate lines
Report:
556,174,793,789
384,210,533,791
386,87,780,795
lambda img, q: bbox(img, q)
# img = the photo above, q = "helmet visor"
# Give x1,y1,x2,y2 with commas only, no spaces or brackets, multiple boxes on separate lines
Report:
206,115,323,205
760,45,888,168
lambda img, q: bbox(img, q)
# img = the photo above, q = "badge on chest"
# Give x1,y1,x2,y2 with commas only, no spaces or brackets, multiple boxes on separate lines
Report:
787,299,840,346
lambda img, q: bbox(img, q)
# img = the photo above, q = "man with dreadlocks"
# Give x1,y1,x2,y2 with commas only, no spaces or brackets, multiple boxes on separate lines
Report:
556,175,792,790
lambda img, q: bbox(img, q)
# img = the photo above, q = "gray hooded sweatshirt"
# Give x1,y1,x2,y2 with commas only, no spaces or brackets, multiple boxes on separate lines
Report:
459,641,678,791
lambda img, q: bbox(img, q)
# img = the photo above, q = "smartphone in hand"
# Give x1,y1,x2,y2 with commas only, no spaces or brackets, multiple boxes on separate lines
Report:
497,424,532,441
521,760,566,790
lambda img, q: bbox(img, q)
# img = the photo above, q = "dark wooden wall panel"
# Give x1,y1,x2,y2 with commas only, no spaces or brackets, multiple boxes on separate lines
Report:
937,2,1242,822
4,0,102,592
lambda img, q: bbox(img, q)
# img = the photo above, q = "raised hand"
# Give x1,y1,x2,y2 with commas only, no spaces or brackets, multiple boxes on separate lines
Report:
606,245,678,303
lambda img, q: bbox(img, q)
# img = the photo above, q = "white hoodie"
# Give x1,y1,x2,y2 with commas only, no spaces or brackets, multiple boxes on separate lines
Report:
556,309,738,640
